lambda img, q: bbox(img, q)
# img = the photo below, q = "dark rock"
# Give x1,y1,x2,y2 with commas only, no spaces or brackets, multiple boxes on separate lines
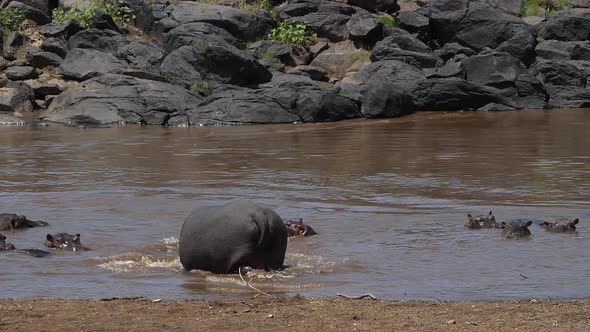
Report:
334,82,366,105
26,49,64,68
539,10,590,41
430,0,531,51
278,1,364,42
530,59,589,86
260,71,314,89
164,22,241,52
41,38,67,58
295,88,362,122
247,40,293,63
6,1,50,25
39,20,84,39
396,11,430,37
309,40,371,80
287,65,329,81
160,43,272,87
463,52,546,108
412,77,516,111
259,58,285,72
0,83,34,113
348,0,400,12
346,12,383,45
496,0,524,16
24,80,65,99
371,31,435,67
310,41,329,58
343,60,426,93
381,27,432,53
60,48,127,81
91,10,122,33
68,29,164,74
437,42,476,62
463,52,526,88
188,87,301,125
430,60,465,78
43,74,203,126
495,30,536,65
3,31,24,61
169,1,274,41
477,103,516,112
535,40,590,61
545,84,590,107
5,66,38,80
361,80,415,118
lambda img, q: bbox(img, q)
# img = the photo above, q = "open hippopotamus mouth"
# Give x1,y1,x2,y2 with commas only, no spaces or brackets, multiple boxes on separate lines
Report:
286,219,318,237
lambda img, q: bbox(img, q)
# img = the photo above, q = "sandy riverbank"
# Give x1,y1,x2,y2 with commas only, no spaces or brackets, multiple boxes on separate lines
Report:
1,296,588,331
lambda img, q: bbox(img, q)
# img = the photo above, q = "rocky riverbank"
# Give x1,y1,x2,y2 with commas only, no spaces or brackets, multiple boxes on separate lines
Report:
1,0,590,127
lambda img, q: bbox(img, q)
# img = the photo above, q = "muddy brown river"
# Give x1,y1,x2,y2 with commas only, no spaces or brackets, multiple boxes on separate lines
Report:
1,109,589,300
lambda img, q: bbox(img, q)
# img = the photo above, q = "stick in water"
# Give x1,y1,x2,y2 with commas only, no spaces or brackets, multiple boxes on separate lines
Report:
337,293,378,300
238,266,274,298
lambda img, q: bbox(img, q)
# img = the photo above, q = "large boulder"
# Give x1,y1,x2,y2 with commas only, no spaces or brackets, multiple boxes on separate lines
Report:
0,83,34,114
538,10,590,41
5,66,38,81
412,77,516,111
39,20,84,39
168,1,274,41
361,80,415,118
188,78,362,125
6,1,50,25
60,48,127,81
42,74,203,126
164,22,241,52
309,40,371,81
342,60,426,93
371,30,436,68
160,41,272,87
430,0,532,51
276,0,365,42
535,40,590,61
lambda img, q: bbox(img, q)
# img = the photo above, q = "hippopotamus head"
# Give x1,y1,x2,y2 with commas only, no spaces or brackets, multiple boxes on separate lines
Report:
45,233,88,251
0,213,49,231
501,220,532,239
286,218,318,237
465,211,498,229
0,233,16,250
542,218,579,233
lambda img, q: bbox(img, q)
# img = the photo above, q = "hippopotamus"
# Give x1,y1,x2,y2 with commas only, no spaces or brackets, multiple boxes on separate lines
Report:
286,218,318,237
541,218,579,233
502,220,532,239
179,200,288,274
0,213,49,231
45,233,89,251
465,211,501,229
1,233,51,257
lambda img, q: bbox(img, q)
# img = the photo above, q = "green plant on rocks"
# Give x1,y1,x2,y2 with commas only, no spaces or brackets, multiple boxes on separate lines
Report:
521,0,571,16
189,81,215,96
268,21,316,46
51,0,134,29
0,7,24,31
377,13,396,27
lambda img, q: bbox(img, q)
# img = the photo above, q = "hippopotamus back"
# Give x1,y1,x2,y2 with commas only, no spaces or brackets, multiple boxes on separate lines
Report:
179,200,288,274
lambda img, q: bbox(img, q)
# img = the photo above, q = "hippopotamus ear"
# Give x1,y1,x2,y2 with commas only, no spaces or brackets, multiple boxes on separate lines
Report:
524,220,532,227
467,214,473,221
46,234,53,241
488,211,493,216
572,218,579,225
74,234,81,243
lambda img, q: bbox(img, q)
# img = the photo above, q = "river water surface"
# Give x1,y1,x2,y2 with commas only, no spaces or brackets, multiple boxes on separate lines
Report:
1,109,589,300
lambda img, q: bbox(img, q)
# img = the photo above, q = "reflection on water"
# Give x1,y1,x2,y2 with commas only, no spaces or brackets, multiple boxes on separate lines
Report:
0,109,589,300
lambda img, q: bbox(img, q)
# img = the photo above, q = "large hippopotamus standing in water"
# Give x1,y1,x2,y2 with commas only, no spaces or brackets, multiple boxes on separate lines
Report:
179,200,288,274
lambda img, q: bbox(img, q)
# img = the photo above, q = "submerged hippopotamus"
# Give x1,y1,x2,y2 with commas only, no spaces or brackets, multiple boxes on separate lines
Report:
502,220,532,239
541,218,579,233
286,218,318,237
465,211,501,229
0,213,49,231
0,233,51,257
179,200,287,274
45,233,90,251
